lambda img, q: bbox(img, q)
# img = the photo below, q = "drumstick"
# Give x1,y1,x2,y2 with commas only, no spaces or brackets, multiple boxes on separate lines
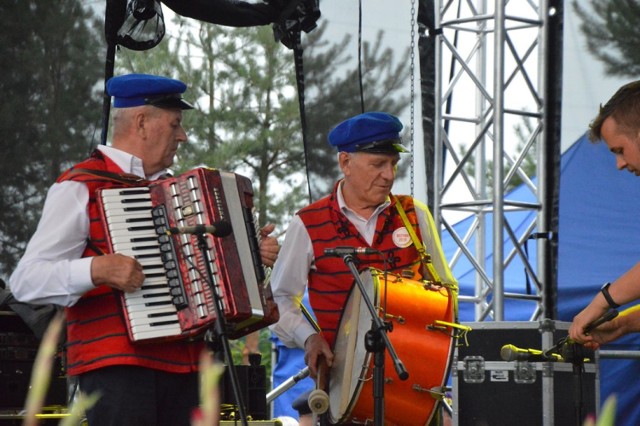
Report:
307,355,330,414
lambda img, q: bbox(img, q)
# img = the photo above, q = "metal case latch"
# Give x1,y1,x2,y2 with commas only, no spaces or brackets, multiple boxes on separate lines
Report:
514,361,536,384
462,356,485,383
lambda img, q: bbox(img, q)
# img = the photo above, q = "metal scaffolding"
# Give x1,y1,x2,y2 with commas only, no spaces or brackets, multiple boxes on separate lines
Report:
430,0,562,321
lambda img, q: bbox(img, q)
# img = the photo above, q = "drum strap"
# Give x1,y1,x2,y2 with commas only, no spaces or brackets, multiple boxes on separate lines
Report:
301,303,321,333
395,199,465,344
394,198,444,287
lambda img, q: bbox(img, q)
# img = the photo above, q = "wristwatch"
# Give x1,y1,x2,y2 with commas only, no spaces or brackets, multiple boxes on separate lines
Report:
600,282,620,309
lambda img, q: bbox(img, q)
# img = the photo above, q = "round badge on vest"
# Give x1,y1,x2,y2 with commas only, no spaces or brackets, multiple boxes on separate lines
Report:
392,227,412,248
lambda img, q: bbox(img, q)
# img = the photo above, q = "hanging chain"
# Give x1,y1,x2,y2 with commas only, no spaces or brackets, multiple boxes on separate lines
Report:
409,0,416,197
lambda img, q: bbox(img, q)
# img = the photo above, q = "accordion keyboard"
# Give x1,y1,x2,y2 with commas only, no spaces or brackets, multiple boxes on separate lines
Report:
100,187,185,341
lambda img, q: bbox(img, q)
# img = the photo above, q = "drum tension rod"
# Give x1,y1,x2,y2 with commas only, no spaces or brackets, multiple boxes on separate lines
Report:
383,312,405,325
412,384,447,399
377,306,404,326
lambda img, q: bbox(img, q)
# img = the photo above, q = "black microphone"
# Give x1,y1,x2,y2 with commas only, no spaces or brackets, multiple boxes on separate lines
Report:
324,246,379,256
166,221,232,237
500,344,562,362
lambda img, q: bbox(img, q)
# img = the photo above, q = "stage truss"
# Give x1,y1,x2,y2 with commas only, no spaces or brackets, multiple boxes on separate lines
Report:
428,0,562,321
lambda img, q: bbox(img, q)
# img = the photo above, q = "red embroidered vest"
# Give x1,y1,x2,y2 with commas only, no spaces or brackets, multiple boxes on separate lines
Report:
298,182,423,347
58,150,203,376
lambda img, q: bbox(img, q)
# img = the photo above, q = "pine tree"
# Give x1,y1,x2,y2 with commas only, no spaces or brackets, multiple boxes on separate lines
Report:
0,0,103,278
573,0,640,77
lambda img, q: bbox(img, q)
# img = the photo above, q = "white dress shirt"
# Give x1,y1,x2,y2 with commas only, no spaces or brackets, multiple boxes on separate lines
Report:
9,145,166,307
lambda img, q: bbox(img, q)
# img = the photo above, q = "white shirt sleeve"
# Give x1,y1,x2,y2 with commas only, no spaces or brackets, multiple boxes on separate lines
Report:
269,215,318,349
9,180,95,307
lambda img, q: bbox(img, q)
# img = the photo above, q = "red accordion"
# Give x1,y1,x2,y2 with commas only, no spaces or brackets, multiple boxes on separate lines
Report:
97,168,279,343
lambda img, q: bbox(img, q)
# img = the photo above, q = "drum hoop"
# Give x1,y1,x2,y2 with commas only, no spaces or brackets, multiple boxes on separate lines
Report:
328,267,379,423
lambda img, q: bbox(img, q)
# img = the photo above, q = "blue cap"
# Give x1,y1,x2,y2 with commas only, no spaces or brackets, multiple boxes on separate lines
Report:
328,112,407,153
106,73,194,110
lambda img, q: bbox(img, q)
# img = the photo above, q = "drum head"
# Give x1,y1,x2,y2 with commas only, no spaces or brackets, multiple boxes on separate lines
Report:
328,269,376,424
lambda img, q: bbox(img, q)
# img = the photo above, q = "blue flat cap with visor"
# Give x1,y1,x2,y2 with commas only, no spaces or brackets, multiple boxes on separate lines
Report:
107,73,194,110
328,112,408,153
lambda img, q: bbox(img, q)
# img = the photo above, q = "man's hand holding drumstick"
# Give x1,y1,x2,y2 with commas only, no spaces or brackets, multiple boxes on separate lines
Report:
304,333,334,415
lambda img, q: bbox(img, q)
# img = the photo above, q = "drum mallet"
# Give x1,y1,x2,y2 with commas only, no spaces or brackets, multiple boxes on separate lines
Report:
308,355,330,414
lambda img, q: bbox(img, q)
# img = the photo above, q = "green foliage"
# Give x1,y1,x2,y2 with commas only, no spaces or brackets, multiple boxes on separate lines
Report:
229,328,275,377
582,394,616,426
573,0,640,77
595,394,616,426
0,0,103,278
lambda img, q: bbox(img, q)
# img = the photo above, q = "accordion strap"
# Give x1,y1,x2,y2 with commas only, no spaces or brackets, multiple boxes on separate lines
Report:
65,168,149,186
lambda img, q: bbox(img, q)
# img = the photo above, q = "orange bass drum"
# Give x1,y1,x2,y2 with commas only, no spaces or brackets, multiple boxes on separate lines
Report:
328,268,457,426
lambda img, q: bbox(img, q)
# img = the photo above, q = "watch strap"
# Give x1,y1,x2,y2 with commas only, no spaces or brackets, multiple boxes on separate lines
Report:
601,282,620,309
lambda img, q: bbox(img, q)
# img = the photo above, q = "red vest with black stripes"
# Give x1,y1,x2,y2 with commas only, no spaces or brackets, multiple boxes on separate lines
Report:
298,182,424,347
57,150,203,376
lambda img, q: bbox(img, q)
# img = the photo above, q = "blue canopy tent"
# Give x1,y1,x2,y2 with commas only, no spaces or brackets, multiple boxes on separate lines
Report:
444,133,640,424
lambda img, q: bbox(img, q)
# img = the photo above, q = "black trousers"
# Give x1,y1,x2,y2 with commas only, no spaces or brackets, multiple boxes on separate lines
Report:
78,365,199,426
292,389,313,415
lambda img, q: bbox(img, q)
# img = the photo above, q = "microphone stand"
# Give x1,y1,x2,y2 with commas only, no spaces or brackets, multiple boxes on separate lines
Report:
266,367,310,404
562,342,586,426
541,310,615,426
194,232,249,426
340,254,408,426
